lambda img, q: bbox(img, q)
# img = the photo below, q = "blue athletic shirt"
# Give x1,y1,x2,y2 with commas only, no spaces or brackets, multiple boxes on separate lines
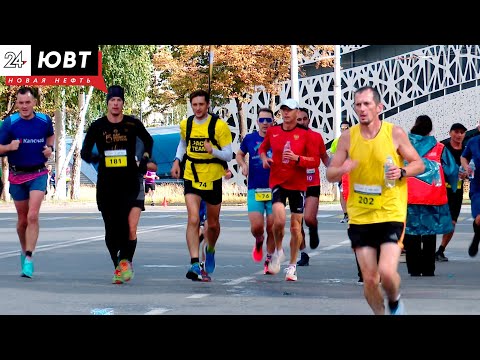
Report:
0,112,54,167
462,135,480,194
239,131,271,189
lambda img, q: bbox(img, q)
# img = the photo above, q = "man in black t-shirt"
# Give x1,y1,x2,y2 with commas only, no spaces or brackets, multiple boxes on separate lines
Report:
81,85,153,284
435,123,469,261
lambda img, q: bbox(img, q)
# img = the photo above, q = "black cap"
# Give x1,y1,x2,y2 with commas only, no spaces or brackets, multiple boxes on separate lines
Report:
106,85,125,103
450,123,467,132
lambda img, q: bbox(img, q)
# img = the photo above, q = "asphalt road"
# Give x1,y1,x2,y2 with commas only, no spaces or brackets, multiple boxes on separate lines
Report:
0,202,479,315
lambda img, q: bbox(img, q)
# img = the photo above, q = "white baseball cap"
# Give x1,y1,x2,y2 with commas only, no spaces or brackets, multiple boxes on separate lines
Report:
280,98,299,110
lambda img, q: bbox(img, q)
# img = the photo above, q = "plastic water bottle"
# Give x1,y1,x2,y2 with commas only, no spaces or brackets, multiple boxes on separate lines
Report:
469,159,476,180
384,155,395,188
283,141,291,164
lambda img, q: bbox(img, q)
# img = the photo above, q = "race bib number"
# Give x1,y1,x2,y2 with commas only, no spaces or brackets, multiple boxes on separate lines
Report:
255,188,272,201
192,181,213,190
352,183,382,210
105,149,127,168
306,168,315,182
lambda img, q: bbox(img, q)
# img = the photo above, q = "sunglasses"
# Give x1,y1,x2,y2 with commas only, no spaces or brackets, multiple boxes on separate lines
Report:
258,117,273,124
297,116,308,121
340,127,349,131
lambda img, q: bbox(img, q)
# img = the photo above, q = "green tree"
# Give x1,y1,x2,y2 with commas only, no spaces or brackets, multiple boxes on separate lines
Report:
152,45,333,139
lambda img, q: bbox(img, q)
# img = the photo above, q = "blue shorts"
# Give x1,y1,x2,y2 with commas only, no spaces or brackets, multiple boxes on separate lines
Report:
470,191,480,219
9,174,48,201
247,189,273,215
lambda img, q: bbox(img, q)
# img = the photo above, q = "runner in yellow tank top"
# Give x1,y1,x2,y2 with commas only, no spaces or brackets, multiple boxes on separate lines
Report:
327,86,425,315
348,121,407,224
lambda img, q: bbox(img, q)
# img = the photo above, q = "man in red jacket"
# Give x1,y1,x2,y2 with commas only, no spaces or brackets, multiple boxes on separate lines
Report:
258,98,320,281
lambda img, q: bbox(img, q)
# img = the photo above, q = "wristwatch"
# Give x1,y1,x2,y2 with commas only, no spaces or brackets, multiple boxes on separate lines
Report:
399,168,406,180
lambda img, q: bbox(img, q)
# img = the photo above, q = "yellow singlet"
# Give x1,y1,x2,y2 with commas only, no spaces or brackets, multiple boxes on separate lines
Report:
347,121,407,224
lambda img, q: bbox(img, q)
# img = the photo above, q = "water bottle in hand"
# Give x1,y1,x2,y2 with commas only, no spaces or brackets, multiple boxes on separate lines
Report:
283,141,291,164
384,155,395,188
469,159,476,180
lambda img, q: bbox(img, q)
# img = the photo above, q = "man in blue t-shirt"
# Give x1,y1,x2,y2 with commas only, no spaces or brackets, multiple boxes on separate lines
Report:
462,134,480,257
0,119,4,196
0,87,55,279
236,108,275,274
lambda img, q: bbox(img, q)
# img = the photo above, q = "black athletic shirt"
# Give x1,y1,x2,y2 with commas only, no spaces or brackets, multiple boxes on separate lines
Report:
81,115,153,206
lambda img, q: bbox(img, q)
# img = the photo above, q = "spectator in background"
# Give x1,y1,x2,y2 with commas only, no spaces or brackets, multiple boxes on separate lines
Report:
330,119,351,223
403,115,458,277
435,123,469,262
144,163,159,206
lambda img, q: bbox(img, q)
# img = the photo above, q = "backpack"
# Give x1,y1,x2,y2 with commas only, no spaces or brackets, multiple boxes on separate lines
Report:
183,113,228,182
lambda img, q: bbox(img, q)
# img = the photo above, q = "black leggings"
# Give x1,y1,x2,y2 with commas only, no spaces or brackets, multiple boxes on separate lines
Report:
101,205,130,268
404,234,436,275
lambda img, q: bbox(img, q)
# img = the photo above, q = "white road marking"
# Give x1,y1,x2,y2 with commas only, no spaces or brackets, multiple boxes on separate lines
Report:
144,308,172,315
223,276,254,285
0,224,185,259
186,294,209,299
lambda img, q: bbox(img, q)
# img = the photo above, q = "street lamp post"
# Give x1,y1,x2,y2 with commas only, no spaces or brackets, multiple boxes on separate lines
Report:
334,45,342,138
291,45,299,102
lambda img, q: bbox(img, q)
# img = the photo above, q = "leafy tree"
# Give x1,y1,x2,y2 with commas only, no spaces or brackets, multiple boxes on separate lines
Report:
152,45,334,139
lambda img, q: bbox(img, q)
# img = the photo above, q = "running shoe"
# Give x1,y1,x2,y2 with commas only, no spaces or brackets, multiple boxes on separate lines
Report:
118,259,134,282
468,234,480,257
309,230,319,249
21,257,34,278
297,252,310,266
200,262,211,282
340,214,349,223
186,262,210,282
205,247,216,274
252,237,264,262
435,251,448,262
389,300,406,315
267,249,285,275
284,265,298,281
112,267,124,284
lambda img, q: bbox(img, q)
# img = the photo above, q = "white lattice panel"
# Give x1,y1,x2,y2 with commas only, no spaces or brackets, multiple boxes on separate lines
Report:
216,45,480,196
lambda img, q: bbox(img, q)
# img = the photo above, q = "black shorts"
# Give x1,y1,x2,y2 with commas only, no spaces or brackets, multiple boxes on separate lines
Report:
145,183,156,193
348,221,405,249
271,185,305,214
184,178,222,205
447,186,464,222
306,185,320,198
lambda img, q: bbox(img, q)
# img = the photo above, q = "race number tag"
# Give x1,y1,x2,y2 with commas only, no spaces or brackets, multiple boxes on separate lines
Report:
255,188,272,201
192,181,213,190
105,150,127,168
352,183,382,210
306,168,315,182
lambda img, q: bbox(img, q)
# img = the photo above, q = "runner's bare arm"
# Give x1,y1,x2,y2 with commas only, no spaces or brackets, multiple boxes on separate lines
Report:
394,125,425,178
